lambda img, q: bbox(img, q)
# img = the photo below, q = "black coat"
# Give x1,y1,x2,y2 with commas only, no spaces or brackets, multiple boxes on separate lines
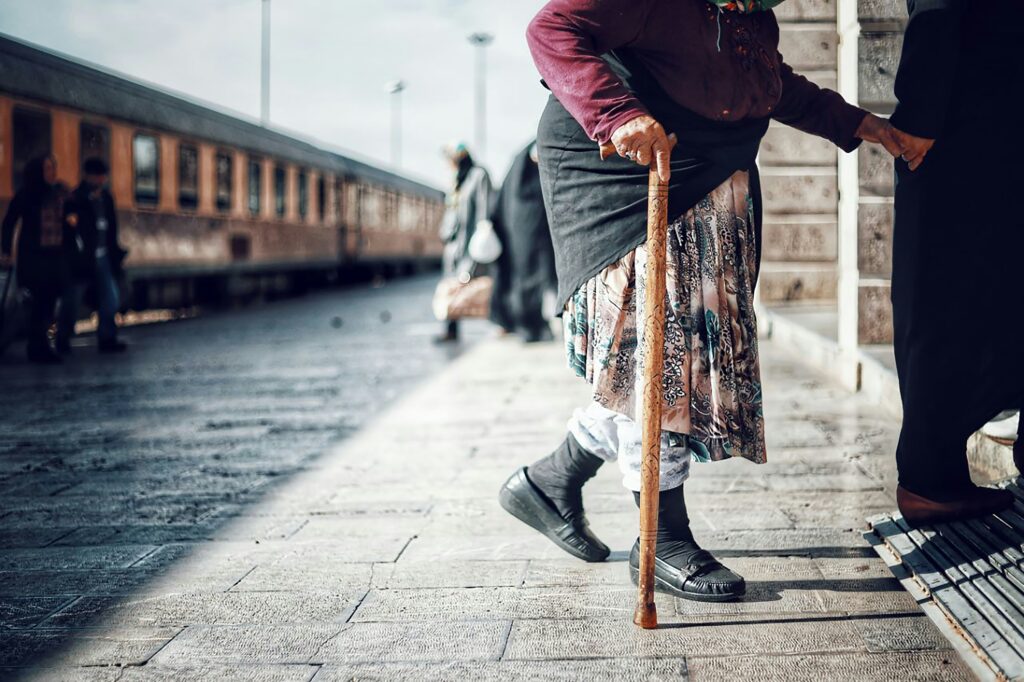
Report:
489,143,556,335
66,183,125,278
1,181,72,292
890,0,1024,491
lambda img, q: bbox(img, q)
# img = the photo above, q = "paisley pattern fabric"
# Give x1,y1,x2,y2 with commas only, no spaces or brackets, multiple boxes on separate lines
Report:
708,0,788,12
564,171,766,465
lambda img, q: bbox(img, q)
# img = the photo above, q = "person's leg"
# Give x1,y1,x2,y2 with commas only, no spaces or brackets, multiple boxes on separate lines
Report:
434,319,459,343
608,411,691,493
517,402,622,525
891,165,1011,523
498,402,615,562
26,285,60,363
610,411,744,600
56,281,82,353
94,255,122,348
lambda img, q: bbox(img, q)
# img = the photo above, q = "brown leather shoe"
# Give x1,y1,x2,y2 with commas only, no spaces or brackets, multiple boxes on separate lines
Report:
897,485,1014,527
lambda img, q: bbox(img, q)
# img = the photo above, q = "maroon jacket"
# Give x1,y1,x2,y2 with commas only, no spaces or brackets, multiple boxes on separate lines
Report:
527,0,867,150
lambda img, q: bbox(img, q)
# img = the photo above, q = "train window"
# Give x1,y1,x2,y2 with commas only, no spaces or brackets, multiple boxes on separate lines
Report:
178,143,198,210
317,175,326,223
79,122,110,169
248,158,261,216
12,107,51,191
133,133,160,206
215,151,233,212
274,165,286,217
298,170,308,219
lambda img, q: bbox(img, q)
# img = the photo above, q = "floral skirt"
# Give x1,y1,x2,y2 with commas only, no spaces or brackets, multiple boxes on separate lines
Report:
563,171,766,465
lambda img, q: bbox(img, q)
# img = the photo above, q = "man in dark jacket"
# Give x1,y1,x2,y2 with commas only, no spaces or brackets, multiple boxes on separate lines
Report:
57,157,127,353
889,0,1024,525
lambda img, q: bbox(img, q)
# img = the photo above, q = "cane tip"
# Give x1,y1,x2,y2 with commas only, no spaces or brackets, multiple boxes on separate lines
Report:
633,604,658,629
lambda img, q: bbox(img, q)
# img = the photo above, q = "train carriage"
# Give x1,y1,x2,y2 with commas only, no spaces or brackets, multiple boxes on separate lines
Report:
0,34,446,309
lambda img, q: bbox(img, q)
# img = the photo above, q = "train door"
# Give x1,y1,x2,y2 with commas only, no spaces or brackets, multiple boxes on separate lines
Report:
12,107,51,191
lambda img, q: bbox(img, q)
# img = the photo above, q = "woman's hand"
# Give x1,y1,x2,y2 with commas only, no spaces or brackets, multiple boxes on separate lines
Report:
855,113,906,159
599,115,677,183
893,130,935,171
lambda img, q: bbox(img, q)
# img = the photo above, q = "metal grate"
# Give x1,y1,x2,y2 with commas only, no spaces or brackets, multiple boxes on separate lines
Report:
868,482,1024,681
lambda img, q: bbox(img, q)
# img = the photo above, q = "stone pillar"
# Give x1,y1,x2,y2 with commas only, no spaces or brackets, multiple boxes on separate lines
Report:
837,0,906,354
759,0,842,306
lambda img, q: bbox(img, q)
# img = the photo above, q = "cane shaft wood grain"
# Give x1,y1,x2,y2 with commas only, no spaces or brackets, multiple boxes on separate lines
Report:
634,168,668,630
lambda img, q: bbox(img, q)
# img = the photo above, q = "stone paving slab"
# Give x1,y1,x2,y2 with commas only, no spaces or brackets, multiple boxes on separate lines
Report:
0,276,978,679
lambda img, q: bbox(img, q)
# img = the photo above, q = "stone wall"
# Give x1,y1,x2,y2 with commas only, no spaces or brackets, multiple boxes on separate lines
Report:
759,0,842,305
853,0,905,344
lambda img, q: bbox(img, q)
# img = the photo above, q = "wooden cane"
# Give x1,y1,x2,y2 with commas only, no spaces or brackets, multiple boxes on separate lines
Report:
634,166,668,629
598,139,672,629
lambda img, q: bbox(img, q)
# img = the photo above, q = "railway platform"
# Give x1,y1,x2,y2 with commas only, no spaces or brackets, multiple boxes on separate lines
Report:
0,275,979,680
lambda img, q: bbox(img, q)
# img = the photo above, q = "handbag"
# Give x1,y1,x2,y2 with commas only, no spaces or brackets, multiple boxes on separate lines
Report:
432,273,494,321
467,218,502,264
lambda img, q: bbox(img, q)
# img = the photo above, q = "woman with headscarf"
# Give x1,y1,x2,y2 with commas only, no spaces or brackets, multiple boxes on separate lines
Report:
1,155,72,364
435,144,493,343
498,0,906,602
489,142,557,343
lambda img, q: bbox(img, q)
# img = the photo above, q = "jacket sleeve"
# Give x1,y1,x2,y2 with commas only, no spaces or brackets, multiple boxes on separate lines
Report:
771,55,868,153
526,0,654,143
1,192,23,256
888,0,965,139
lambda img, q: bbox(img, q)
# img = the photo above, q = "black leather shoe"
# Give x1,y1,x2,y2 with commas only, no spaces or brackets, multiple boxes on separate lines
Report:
629,539,745,602
499,467,610,562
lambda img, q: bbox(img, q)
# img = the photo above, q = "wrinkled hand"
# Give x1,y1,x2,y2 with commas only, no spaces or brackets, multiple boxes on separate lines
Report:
855,113,906,160
598,115,678,183
892,129,934,171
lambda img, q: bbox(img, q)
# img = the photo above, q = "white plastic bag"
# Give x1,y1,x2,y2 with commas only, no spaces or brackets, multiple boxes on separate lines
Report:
467,219,502,264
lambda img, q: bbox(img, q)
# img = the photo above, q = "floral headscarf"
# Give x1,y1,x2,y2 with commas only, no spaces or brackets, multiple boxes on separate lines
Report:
708,0,787,11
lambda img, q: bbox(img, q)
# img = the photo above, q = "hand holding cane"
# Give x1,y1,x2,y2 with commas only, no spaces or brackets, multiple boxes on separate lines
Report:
600,132,674,629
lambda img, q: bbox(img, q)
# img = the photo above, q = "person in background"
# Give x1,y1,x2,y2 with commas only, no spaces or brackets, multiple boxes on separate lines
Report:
0,155,71,364
57,157,127,354
489,142,557,343
888,0,1024,525
435,143,493,343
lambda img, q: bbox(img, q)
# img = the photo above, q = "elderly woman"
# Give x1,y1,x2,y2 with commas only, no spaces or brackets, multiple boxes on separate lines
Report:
499,0,903,601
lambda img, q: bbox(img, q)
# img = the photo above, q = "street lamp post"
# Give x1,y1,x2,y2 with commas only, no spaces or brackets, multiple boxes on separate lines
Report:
386,80,406,168
467,32,493,164
261,0,271,125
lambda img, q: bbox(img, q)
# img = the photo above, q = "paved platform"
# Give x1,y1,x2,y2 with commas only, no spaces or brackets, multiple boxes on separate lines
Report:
0,276,977,680
869,482,1024,681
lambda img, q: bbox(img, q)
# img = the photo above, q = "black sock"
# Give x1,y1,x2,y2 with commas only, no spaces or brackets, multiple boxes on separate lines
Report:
633,485,705,567
526,433,604,522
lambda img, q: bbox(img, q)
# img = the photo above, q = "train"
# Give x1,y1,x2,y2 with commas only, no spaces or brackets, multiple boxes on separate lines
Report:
0,33,446,309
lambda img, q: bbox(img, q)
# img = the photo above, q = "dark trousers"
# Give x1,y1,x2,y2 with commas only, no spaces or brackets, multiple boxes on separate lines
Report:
892,157,1024,498
58,254,120,345
25,283,59,356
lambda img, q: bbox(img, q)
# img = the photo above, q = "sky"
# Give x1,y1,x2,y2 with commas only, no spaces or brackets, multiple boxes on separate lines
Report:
0,0,553,189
